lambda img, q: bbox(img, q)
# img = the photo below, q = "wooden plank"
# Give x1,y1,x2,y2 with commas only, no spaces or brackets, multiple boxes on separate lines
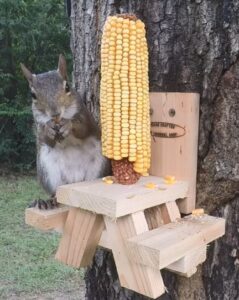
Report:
55,208,104,268
144,206,163,230
160,201,181,224
159,201,207,276
25,206,69,231
166,246,207,277
150,92,200,213
99,203,208,277
98,229,111,249
104,213,165,299
56,176,188,218
145,201,180,230
98,212,161,250
126,215,225,270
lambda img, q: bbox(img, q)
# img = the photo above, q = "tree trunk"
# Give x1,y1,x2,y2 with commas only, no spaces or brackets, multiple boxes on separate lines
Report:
70,0,239,299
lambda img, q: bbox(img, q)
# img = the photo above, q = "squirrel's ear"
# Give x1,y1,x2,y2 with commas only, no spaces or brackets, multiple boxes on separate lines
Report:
58,54,67,80
20,63,33,83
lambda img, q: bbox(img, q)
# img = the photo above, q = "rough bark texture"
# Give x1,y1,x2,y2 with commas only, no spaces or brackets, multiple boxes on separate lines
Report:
70,0,239,299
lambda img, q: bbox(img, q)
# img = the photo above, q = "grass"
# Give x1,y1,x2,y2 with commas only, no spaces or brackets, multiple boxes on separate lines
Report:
0,175,84,299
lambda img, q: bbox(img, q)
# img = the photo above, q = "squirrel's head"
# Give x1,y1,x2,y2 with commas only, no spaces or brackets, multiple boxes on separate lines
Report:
20,54,76,123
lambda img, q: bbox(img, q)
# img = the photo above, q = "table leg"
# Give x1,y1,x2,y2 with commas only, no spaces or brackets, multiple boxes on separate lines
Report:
55,207,104,268
104,212,165,299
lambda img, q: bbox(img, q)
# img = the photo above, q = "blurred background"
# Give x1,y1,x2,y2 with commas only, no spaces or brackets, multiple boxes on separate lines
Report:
0,1,85,299
0,0,72,173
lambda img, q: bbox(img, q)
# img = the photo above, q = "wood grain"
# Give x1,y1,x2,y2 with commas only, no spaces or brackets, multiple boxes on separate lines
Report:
167,246,207,277
25,206,69,231
150,92,200,214
104,213,165,298
127,215,225,270
159,201,207,277
55,208,104,268
56,176,188,218
160,201,181,224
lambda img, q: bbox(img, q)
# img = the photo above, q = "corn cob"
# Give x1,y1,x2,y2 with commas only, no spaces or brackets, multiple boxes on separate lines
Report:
100,14,150,182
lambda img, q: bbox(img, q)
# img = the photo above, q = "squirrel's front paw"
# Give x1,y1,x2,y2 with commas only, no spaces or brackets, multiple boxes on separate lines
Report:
59,118,72,138
29,197,58,209
44,120,58,140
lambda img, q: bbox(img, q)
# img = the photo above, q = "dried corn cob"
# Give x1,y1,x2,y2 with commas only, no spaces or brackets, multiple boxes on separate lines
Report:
100,14,150,183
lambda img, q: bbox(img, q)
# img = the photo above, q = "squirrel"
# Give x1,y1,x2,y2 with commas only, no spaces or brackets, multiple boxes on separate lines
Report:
20,54,110,209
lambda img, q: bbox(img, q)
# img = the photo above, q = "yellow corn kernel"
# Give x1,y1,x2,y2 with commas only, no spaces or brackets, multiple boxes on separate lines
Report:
100,15,150,175
192,208,205,216
145,182,157,189
102,176,115,184
164,175,176,181
164,175,177,185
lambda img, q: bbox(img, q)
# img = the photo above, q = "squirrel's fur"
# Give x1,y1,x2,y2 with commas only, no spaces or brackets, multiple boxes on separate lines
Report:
21,55,109,201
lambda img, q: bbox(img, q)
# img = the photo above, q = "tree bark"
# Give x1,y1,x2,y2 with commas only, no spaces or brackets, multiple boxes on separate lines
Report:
70,0,239,299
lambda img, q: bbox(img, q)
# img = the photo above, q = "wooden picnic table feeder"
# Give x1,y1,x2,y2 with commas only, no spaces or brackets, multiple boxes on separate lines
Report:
25,93,225,299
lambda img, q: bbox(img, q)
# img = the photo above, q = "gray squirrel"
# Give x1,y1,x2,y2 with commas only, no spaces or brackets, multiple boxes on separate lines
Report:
21,54,110,208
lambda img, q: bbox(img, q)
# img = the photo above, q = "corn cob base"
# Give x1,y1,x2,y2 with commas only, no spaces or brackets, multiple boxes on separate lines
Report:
111,158,141,185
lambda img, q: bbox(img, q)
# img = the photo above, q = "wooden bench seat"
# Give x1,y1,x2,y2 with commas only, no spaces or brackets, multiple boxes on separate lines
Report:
126,214,225,270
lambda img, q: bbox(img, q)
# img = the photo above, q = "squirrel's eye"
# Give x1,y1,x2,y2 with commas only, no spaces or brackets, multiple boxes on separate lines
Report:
65,82,70,93
31,91,37,99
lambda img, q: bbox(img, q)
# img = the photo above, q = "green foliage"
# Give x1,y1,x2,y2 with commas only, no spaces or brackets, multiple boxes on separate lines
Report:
0,0,71,170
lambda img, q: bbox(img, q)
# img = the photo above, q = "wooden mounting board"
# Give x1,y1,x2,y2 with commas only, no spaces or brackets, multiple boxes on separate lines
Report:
56,176,188,218
127,215,225,270
150,93,200,214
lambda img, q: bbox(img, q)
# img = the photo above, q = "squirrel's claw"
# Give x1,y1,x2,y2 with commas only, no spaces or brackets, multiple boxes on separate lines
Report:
59,119,72,138
28,197,58,210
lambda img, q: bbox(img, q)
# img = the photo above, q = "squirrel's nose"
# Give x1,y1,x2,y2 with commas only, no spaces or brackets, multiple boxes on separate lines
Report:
51,113,61,124
52,113,60,118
